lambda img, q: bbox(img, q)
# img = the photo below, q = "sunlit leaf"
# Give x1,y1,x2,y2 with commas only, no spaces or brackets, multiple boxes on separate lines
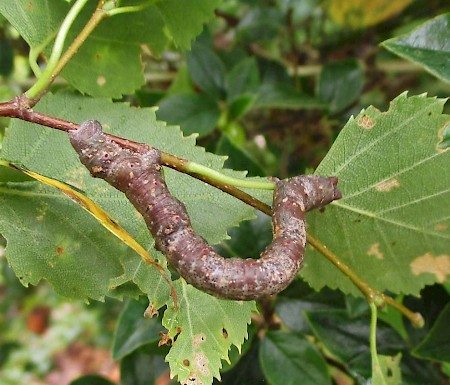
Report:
325,0,413,29
304,93,450,296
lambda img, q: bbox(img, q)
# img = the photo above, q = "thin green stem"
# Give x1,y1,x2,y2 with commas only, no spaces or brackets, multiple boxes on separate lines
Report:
29,35,56,77
369,302,382,377
186,161,275,190
26,0,90,101
106,0,161,16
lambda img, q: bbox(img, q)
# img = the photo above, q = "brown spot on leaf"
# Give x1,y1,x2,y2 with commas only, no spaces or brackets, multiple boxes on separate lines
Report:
56,247,64,255
193,334,206,348
434,223,448,231
97,76,106,86
410,252,450,283
183,359,190,366
222,328,228,339
374,178,400,192
358,114,375,129
367,243,384,260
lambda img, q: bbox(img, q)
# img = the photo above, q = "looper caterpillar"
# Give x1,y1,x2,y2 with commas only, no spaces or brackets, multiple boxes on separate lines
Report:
69,120,341,300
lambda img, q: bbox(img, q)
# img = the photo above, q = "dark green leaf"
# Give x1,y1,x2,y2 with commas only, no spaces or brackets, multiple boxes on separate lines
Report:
259,331,332,385
186,42,227,100
382,14,450,83
215,134,265,177
121,346,169,385
318,59,364,114
69,375,115,385
227,94,257,122
157,93,220,137
226,58,260,103
215,211,271,259
275,284,346,333
305,309,405,378
0,39,14,76
218,339,265,385
236,7,284,43
413,302,450,362
254,83,323,110
112,298,164,360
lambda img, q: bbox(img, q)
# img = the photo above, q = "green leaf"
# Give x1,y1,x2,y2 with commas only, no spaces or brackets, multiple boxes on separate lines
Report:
186,42,227,100
215,211,271,259
0,179,124,300
215,134,265,177
236,6,283,43
225,58,260,103
0,91,267,302
0,0,69,49
372,354,402,385
303,93,450,296
0,1,220,97
325,0,413,29
156,93,221,137
162,279,255,384
220,339,266,384
413,302,450,362
0,165,34,183
227,94,257,122
305,310,405,378
0,39,14,76
318,59,364,114
382,14,450,83
259,331,332,385
69,375,115,385
155,0,221,49
254,83,324,110
121,346,169,385
112,298,164,360
275,284,346,333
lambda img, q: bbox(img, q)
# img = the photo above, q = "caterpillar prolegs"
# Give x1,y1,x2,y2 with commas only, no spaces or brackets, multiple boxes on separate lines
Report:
68,120,341,300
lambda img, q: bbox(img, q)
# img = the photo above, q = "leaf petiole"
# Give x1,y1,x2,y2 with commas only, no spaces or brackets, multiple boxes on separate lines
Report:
370,302,383,380
106,0,162,17
26,0,90,101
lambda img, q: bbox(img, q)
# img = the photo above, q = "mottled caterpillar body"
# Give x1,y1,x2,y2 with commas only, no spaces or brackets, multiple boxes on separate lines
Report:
68,121,341,300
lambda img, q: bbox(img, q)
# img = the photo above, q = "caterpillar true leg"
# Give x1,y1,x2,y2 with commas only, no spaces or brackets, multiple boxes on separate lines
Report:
69,120,341,300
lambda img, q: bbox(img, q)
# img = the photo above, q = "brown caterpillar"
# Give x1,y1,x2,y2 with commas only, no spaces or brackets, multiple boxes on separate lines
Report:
68,120,341,300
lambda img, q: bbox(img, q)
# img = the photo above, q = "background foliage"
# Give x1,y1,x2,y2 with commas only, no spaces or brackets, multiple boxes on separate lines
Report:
0,0,449,384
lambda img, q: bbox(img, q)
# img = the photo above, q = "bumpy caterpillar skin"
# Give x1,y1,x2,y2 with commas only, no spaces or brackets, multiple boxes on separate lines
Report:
69,120,341,300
